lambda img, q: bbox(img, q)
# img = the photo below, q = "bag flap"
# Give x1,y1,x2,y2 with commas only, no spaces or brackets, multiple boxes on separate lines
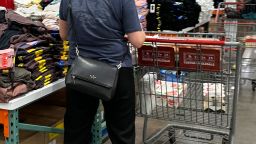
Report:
70,56,118,88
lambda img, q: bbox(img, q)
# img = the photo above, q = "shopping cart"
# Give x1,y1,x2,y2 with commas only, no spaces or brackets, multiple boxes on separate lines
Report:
133,32,241,144
213,2,256,90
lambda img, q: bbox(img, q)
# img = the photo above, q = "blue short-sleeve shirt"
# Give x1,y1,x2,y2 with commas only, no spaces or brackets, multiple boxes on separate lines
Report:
59,0,141,67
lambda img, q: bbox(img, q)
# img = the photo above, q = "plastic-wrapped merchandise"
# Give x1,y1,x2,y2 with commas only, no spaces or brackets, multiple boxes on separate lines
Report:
203,83,226,113
15,4,43,18
196,0,214,23
139,72,157,115
155,80,187,108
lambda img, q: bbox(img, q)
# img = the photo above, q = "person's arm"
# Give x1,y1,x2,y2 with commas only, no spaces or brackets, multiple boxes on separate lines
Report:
59,0,68,41
59,19,68,40
122,0,145,48
127,31,145,48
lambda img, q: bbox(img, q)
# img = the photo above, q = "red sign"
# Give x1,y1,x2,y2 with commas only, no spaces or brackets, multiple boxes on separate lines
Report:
179,47,221,71
138,46,175,68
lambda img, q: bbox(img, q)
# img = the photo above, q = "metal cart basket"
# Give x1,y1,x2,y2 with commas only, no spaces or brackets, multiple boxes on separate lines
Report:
134,32,241,144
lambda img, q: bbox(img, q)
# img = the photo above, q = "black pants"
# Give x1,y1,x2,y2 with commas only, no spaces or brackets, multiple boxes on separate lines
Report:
64,68,136,144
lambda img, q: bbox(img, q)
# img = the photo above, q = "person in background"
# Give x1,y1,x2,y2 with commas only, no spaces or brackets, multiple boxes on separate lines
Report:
59,0,145,144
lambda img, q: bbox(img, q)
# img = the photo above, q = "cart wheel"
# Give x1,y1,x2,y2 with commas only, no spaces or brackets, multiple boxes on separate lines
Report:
252,80,256,91
168,129,176,144
222,137,229,144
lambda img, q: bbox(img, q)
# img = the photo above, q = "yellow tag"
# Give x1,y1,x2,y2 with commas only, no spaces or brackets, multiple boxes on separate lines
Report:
45,74,52,79
63,69,67,73
38,59,46,65
40,68,48,73
63,41,69,45
18,56,24,61
35,76,43,81
63,45,70,50
35,49,43,56
27,49,36,53
18,63,24,67
63,71,67,75
39,67,46,72
44,78,51,83
39,63,46,69
60,56,68,60
63,67,68,71
44,81,51,86
34,56,42,61
60,51,67,55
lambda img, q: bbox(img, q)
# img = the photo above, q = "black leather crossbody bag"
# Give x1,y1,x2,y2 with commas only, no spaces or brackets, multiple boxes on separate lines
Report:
65,0,124,101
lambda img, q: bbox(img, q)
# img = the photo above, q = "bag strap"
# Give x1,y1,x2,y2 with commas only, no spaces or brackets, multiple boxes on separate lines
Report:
67,0,79,56
67,0,127,68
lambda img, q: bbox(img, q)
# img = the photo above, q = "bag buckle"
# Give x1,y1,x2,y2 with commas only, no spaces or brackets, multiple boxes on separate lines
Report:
75,45,79,56
117,62,122,69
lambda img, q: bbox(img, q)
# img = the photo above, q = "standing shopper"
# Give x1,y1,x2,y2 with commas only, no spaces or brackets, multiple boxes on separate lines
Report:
59,0,145,144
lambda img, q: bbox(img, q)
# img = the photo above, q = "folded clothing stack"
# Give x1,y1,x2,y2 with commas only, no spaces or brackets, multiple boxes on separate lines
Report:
14,0,61,30
15,4,43,19
0,67,35,103
15,40,58,89
135,0,149,31
42,1,61,30
0,9,61,97
52,40,69,78
14,0,34,9
14,0,44,19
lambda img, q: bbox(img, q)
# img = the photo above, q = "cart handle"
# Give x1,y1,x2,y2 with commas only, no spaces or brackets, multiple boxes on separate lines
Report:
144,37,227,45
221,2,243,5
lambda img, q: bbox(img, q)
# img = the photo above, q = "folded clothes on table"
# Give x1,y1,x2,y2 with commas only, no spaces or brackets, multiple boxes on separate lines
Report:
17,53,51,63
15,41,49,52
0,83,30,103
0,67,35,102
34,70,60,89
32,65,55,80
0,67,35,88
42,19,59,31
18,57,53,70
0,30,21,50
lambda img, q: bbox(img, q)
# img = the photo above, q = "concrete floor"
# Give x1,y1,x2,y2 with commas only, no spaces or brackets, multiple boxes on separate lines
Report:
234,80,256,144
